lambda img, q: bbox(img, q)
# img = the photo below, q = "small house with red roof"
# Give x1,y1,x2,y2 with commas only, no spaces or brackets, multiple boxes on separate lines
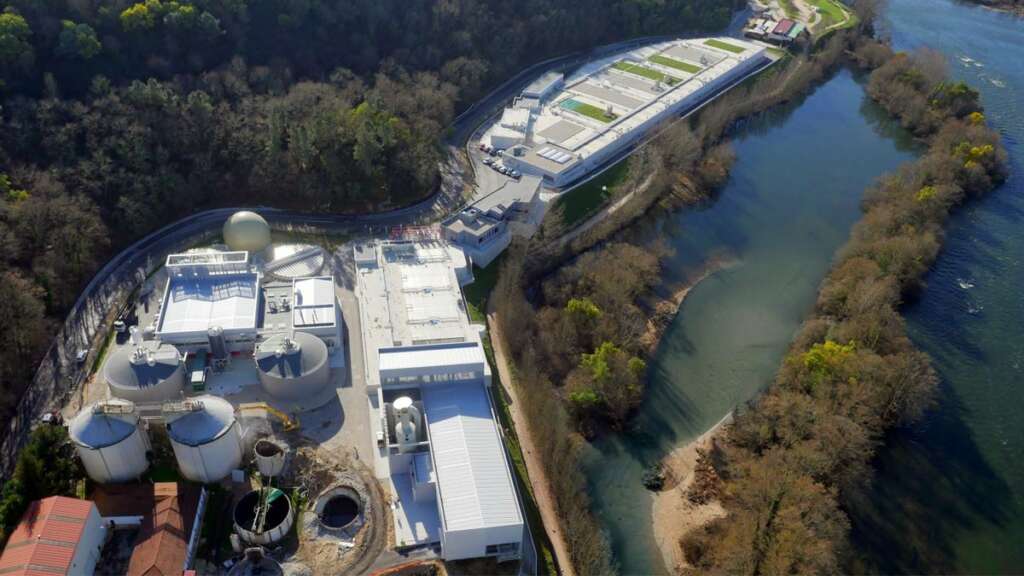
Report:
0,496,107,576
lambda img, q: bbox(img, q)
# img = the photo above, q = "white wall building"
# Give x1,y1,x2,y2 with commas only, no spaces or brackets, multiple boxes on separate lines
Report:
355,241,524,562
484,37,769,189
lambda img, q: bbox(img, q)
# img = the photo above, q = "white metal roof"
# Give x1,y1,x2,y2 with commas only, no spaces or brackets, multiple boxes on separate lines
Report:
158,274,259,336
378,342,485,376
423,382,522,532
292,276,337,328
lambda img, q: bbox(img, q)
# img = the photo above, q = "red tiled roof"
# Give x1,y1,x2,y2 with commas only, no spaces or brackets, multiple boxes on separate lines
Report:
773,19,796,35
123,483,197,576
0,496,95,576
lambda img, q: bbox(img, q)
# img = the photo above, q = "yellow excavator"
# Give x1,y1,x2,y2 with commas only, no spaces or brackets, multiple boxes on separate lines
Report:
239,402,300,432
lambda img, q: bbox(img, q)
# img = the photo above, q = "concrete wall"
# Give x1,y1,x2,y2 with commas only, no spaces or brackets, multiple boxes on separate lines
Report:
71,506,107,575
442,522,523,561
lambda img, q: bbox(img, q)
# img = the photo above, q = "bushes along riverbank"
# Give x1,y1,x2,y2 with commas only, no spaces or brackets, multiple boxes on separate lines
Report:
679,41,1008,574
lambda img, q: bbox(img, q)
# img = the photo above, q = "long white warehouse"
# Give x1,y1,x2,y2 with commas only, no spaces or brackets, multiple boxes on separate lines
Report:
355,240,525,563
485,37,769,188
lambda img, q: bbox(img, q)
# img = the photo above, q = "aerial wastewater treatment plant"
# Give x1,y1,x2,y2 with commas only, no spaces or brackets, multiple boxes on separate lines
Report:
38,209,530,574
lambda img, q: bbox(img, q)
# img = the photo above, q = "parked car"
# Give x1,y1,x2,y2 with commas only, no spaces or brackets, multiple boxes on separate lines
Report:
479,143,487,151
483,157,494,166
511,171,521,180
75,348,89,364
488,149,498,157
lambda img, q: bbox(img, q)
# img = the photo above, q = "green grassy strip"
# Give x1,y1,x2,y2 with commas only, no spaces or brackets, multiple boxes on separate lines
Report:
648,54,702,74
705,38,746,54
778,0,800,18
611,61,680,84
555,158,630,227
561,99,617,123
463,259,503,323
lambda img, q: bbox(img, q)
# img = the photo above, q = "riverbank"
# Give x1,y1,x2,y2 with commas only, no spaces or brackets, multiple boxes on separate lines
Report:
640,257,738,353
680,38,1008,573
651,412,731,572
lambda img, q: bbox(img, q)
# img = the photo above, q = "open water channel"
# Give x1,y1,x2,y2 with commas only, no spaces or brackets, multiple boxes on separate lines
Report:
585,1,1023,572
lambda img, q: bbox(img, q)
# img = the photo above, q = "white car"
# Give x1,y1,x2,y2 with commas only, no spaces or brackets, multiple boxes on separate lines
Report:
483,157,494,166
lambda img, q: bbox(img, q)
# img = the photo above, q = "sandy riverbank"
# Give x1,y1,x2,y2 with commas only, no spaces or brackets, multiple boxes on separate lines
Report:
651,412,731,573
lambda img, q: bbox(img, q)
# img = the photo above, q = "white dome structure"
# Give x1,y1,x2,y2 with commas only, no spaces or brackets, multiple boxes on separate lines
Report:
69,399,150,484
165,396,243,483
223,211,271,253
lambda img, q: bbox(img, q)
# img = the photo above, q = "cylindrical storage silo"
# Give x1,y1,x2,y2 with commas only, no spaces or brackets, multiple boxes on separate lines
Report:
165,395,243,483
255,332,329,400
254,439,286,478
208,326,228,361
233,488,294,546
69,399,150,484
104,340,185,403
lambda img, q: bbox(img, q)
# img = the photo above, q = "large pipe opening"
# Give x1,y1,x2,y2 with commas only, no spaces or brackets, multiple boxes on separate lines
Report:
234,489,291,535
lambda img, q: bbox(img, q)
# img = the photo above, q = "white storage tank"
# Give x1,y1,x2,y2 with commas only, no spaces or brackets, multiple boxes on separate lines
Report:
69,399,150,484
223,211,271,254
164,395,243,483
255,332,329,400
254,439,286,478
104,330,185,403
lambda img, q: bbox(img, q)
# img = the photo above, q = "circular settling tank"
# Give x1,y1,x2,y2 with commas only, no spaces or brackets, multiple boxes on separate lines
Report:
315,486,363,531
233,488,294,546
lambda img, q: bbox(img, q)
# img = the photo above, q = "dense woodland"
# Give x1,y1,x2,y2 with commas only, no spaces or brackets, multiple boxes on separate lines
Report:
680,43,1008,574
0,0,741,426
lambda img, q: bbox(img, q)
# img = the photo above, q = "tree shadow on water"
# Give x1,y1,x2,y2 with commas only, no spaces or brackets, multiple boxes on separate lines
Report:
846,380,1013,574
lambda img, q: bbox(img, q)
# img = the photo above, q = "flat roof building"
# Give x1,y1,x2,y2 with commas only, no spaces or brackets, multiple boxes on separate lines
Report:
484,37,769,188
355,241,524,563
156,251,260,347
442,176,543,268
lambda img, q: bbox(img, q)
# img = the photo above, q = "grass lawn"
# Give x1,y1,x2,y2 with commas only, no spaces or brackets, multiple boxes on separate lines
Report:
559,98,617,123
612,61,680,84
463,256,504,323
704,38,746,54
555,158,630,228
647,54,702,74
779,0,800,18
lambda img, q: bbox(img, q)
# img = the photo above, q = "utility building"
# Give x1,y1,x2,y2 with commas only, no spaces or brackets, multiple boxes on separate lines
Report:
355,241,524,562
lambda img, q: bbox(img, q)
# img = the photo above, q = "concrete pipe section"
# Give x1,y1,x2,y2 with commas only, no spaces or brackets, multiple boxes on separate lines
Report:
254,439,286,478
233,488,294,546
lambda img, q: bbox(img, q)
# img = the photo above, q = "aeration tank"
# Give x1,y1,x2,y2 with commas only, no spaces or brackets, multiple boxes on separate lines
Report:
164,395,243,483
69,399,150,483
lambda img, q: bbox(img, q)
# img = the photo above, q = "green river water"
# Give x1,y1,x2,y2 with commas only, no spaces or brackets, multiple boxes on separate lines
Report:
585,1,1024,572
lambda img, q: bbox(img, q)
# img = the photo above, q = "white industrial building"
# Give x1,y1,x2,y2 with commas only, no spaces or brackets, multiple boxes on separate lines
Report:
483,37,768,188
355,240,524,562
442,175,543,268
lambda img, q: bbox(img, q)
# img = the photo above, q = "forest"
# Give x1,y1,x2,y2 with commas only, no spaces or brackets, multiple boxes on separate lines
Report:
680,42,1008,574
0,0,739,425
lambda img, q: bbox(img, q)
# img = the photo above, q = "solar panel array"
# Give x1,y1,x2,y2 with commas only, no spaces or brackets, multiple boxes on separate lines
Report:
536,146,573,164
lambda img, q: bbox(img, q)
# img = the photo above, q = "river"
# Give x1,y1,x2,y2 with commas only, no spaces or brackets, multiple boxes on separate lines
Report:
850,0,1024,573
584,67,918,574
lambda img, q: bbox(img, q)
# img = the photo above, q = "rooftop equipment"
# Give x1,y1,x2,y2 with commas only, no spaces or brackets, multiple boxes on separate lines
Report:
393,396,421,454
69,399,150,483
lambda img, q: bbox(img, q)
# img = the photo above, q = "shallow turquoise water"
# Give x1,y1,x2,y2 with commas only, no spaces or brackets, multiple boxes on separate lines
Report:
584,68,917,574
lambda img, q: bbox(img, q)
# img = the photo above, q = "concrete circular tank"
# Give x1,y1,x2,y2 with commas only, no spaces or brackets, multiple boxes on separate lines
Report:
254,439,286,477
104,340,185,403
223,211,271,253
255,332,329,400
234,488,294,546
164,395,243,483
69,399,150,483
314,486,364,532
